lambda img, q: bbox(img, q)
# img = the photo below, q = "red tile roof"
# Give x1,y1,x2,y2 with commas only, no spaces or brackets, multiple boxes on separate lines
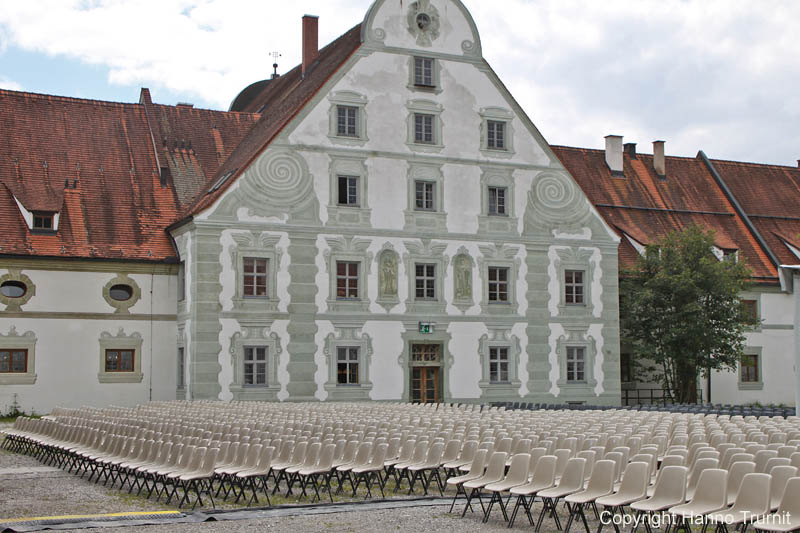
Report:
553,145,778,281
0,89,257,262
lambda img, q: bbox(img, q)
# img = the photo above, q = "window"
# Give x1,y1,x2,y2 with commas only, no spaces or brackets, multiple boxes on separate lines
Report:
177,347,185,389
620,353,632,383
487,120,506,150
566,346,586,383
414,113,435,144
336,346,360,385
741,299,758,324
565,270,585,305
33,212,53,230
108,284,133,302
0,281,26,299
488,267,509,303
0,349,27,373
414,57,435,87
105,349,134,373
415,264,436,300
178,262,186,302
337,176,359,206
243,346,267,386
415,180,435,211
741,354,759,383
488,186,507,216
243,257,268,298
336,261,359,299
336,105,359,137
489,347,509,383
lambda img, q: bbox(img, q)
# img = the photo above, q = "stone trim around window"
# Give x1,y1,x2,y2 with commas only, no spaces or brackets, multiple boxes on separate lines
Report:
324,236,373,313
406,99,444,153
739,292,762,332
738,346,763,391
327,154,371,227
102,273,142,314
478,327,521,401
323,326,373,400
555,326,598,390
0,269,35,312
478,244,522,315
0,326,37,385
230,232,282,313
407,56,443,94
328,91,369,147
228,325,282,401
404,162,446,233
98,328,143,383
403,240,449,315
554,247,596,317
478,166,518,235
479,107,515,159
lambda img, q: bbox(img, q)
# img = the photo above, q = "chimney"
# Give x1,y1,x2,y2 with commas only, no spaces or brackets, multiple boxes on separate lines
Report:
653,140,666,178
605,135,624,176
624,143,637,159
302,15,319,78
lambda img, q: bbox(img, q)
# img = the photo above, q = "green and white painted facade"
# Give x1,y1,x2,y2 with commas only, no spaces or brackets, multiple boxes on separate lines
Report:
172,0,622,405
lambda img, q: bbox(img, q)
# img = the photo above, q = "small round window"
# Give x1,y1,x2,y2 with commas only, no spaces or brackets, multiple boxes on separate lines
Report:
109,284,133,302
0,280,26,298
416,13,431,30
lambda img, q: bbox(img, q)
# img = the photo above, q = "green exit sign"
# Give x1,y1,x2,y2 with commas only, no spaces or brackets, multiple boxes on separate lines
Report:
419,322,434,334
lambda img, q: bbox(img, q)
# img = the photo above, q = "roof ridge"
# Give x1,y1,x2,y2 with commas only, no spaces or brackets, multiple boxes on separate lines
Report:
710,156,800,170
0,88,144,109
550,144,700,161
152,101,261,117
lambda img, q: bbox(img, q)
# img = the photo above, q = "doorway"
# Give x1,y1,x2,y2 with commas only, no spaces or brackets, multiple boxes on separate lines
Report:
410,344,440,404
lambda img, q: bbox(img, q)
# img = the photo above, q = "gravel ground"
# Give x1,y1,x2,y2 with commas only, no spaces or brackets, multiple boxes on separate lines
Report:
0,440,609,532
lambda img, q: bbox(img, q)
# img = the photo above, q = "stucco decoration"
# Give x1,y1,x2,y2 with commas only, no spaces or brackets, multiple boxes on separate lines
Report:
0,325,37,385
407,0,441,47
477,327,522,400
98,328,144,383
238,149,319,224
526,172,591,233
322,327,374,400
453,250,474,312
228,325,282,401
324,236,374,312
0,269,35,311
101,273,141,314
377,244,400,312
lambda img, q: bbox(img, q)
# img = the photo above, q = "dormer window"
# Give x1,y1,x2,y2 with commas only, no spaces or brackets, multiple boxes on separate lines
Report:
33,212,54,231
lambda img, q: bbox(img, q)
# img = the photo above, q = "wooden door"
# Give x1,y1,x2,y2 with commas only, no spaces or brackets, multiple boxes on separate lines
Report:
411,366,440,404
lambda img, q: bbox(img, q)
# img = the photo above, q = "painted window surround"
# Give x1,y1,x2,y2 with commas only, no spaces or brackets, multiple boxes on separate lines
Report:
98,328,143,383
555,248,596,317
102,273,141,314
324,236,373,313
327,154,371,227
404,162,446,233
479,244,521,315
479,107,515,159
555,326,598,390
228,326,282,400
406,99,444,153
403,240,448,315
328,91,369,147
478,166,518,235
323,326,373,400
738,346,763,390
231,233,281,312
478,327,522,399
0,326,37,385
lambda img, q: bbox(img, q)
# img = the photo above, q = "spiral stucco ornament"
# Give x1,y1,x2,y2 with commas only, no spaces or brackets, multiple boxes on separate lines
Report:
241,150,313,207
528,172,590,228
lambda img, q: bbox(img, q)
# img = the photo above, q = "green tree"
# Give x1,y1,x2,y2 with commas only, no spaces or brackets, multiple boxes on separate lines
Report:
620,225,756,403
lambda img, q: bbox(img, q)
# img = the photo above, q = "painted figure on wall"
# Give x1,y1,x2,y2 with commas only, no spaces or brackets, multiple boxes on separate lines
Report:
379,251,398,298
454,254,472,300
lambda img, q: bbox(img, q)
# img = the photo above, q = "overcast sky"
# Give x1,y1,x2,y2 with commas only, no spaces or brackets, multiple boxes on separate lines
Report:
1,0,798,166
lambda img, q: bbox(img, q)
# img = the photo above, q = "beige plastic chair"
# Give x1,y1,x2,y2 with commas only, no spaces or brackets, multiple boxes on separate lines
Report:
478,452,529,523
351,442,389,499
233,445,275,506
460,451,508,517
767,465,797,511
536,457,586,532
754,450,779,473
630,466,687,533
564,459,616,533
406,441,444,495
446,448,488,514
791,452,800,470
596,461,650,533
686,457,719,501
668,468,728,531
727,461,756,505
754,477,800,532
442,440,476,476
707,473,771,533
508,454,558,528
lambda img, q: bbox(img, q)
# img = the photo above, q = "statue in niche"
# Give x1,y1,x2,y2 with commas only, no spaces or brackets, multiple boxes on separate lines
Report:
454,255,472,300
379,251,398,298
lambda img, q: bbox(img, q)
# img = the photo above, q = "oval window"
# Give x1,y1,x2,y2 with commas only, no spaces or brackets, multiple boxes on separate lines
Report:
0,280,26,298
109,284,133,302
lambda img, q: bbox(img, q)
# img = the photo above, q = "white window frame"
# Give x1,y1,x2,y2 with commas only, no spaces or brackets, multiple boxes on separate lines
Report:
414,262,437,301
232,242,280,312
408,56,441,92
479,107,515,158
406,99,443,152
336,346,361,386
564,269,586,306
323,327,373,399
738,347,763,390
242,345,269,387
327,154,370,227
478,166,517,234
0,326,37,385
98,328,143,384
478,328,522,398
229,327,281,400
328,91,368,146
488,346,510,384
566,346,587,383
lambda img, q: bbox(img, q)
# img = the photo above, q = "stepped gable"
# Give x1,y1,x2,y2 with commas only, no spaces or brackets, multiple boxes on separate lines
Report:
552,145,777,281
